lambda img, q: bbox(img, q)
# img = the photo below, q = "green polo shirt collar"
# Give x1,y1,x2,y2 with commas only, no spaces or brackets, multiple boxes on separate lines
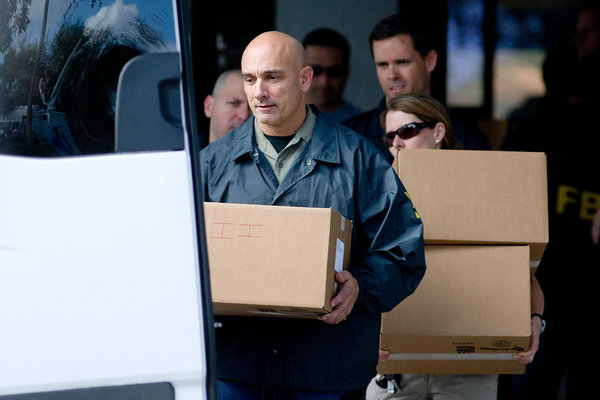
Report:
254,106,315,183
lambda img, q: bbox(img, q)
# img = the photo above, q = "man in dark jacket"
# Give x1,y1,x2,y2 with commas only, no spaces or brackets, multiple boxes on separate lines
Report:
200,31,426,399
343,14,491,163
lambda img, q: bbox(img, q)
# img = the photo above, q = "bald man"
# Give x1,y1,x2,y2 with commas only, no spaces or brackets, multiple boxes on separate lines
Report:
200,31,425,399
202,69,251,146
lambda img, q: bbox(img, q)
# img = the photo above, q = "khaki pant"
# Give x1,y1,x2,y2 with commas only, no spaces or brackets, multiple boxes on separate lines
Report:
365,374,498,400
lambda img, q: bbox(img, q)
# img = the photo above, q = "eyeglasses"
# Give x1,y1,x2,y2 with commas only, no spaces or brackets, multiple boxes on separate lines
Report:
383,122,437,146
310,64,347,78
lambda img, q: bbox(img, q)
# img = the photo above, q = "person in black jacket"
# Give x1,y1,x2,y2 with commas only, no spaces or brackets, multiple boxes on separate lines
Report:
500,48,600,400
342,14,491,163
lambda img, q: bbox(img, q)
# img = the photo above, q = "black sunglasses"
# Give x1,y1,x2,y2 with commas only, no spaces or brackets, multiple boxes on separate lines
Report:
310,64,347,78
383,122,437,146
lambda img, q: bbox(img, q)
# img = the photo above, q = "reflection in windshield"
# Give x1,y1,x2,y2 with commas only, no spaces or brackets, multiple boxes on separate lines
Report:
0,0,175,156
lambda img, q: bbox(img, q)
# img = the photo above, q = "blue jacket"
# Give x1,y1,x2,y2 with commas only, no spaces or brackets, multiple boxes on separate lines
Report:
200,109,425,391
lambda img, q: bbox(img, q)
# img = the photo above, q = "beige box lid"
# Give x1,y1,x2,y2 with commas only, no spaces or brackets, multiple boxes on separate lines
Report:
393,149,548,262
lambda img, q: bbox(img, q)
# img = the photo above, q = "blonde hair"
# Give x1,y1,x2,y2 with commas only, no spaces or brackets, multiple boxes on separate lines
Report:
381,94,461,149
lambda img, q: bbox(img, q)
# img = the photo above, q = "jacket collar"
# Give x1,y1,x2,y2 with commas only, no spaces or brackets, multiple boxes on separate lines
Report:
231,105,341,165
308,105,341,164
231,117,257,161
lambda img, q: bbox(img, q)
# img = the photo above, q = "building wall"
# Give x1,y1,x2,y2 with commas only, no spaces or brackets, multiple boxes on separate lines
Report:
275,0,398,112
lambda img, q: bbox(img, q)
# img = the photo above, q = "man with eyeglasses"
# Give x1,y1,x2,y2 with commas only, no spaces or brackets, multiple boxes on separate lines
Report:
302,28,362,122
342,14,491,164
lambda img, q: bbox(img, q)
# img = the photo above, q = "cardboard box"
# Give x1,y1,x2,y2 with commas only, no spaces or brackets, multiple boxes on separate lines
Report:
393,149,548,263
204,202,352,317
378,245,531,375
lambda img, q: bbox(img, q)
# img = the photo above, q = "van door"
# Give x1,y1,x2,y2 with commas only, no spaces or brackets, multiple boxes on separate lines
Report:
0,1,215,399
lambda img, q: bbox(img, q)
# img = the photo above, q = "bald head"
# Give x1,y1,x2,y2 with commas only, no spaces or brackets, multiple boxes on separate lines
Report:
203,69,250,143
243,31,306,71
212,69,242,97
241,31,313,136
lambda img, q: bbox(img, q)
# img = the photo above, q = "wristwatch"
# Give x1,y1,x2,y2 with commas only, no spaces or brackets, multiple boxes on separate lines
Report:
531,313,546,333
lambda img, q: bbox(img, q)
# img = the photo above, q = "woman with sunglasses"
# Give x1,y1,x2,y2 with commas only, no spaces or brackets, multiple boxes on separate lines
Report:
381,94,460,153
366,94,544,400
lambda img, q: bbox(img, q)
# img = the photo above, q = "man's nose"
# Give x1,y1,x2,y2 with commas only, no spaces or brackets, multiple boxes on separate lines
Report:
252,79,268,99
388,65,401,80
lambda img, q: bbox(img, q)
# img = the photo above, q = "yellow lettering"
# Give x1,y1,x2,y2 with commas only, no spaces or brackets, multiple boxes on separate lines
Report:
580,191,600,220
405,191,421,219
556,185,578,214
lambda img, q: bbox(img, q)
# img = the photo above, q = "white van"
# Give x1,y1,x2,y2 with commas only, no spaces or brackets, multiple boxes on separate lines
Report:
0,1,216,398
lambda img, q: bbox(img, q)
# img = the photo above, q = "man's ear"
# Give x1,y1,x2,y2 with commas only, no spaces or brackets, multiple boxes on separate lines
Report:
203,95,214,118
425,50,438,73
299,65,313,93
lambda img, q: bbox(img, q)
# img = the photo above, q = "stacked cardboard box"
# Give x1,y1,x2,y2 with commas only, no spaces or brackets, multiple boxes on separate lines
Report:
393,149,548,264
204,202,352,318
378,149,548,374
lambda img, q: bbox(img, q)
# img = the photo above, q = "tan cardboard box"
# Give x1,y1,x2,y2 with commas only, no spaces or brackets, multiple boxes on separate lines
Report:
204,202,352,317
378,245,531,375
393,149,548,264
